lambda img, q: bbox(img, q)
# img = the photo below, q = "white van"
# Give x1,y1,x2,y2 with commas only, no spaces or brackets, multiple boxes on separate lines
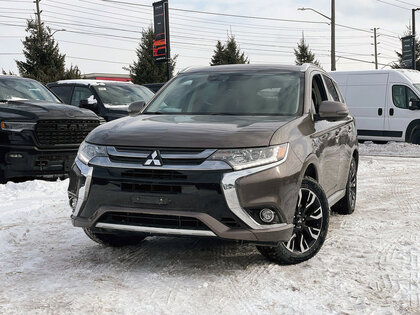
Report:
329,69,420,143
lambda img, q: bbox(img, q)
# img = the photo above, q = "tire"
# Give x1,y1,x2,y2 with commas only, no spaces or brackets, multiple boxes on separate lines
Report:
83,227,147,247
373,141,388,144
411,130,420,145
332,157,357,215
257,177,329,265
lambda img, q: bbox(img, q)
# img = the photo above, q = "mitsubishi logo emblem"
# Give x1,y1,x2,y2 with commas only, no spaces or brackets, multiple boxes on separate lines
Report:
145,150,163,166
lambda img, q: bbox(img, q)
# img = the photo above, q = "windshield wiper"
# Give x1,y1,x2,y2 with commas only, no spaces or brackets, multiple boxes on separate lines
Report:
0,99,9,103
209,112,242,115
145,111,164,115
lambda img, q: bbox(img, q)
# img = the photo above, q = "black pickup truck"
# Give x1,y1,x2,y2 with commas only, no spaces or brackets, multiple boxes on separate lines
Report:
0,75,100,183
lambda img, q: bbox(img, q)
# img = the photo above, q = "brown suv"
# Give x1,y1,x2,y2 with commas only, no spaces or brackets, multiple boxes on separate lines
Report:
68,64,358,265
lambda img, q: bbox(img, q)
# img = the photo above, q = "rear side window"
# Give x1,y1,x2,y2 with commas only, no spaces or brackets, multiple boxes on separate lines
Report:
71,87,95,106
323,75,340,102
392,85,419,109
49,86,73,104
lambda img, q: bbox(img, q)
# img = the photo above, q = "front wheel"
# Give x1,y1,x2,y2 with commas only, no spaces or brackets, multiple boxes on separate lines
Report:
257,178,329,265
83,227,147,247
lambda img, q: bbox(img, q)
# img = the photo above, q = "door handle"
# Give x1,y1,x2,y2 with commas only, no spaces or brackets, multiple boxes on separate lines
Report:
389,108,394,116
378,108,383,116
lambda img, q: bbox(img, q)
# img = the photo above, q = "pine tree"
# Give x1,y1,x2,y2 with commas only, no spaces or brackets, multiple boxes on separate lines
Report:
128,27,176,84
16,20,80,84
64,65,82,79
210,36,249,66
294,33,320,67
210,41,225,66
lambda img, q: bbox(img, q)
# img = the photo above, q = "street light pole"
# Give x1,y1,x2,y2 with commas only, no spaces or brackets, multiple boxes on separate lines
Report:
298,2,336,71
331,0,336,71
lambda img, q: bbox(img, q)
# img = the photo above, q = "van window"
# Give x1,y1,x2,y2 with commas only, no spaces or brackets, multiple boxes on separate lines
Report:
392,85,419,109
323,75,340,102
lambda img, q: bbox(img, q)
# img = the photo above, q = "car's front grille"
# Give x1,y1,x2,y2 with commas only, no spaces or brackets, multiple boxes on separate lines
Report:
107,146,215,166
98,212,210,231
35,119,99,146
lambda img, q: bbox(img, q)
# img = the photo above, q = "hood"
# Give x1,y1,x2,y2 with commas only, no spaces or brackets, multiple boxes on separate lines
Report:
86,114,295,148
0,100,99,121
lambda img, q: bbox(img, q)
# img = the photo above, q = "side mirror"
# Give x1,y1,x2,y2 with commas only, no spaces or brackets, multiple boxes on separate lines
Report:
128,101,146,116
79,98,97,111
318,101,349,121
409,99,420,110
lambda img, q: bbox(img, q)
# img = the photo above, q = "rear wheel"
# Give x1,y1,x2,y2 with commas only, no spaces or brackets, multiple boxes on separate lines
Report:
257,178,329,265
411,130,420,145
332,157,357,215
83,227,147,247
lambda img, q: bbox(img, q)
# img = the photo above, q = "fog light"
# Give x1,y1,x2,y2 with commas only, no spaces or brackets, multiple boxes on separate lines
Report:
260,208,275,223
8,153,23,158
69,197,78,210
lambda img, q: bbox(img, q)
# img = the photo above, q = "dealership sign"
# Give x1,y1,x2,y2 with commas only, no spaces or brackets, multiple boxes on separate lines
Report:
153,0,170,63
401,35,415,69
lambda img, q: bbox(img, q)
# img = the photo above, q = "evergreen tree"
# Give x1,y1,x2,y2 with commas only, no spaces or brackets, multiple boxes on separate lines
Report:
210,36,249,65
294,34,320,67
16,20,80,84
64,65,82,79
128,27,176,84
210,41,225,66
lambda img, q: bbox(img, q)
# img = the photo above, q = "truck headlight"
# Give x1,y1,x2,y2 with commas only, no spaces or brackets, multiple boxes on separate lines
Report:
77,141,108,165
0,121,36,132
208,143,289,171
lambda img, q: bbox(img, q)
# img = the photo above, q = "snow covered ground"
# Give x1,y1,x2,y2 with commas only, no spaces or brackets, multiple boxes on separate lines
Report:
359,141,420,157
1,155,420,314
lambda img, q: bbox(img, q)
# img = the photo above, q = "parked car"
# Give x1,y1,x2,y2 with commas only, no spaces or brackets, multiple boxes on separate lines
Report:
330,69,420,144
0,75,101,183
68,64,358,265
47,80,154,121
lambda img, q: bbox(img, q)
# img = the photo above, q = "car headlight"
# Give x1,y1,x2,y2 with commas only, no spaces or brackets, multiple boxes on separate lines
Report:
0,121,36,132
77,141,108,165
208,143,289,171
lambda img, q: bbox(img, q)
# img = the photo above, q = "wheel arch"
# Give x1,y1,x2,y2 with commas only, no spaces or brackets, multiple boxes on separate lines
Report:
405,119,420,143
300,155,320,183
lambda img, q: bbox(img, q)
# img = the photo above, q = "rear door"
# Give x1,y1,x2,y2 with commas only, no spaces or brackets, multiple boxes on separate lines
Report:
343,73,388,140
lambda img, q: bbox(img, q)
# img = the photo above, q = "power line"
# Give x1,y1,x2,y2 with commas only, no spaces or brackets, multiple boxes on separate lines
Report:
101,0,328,25
375,0,411,10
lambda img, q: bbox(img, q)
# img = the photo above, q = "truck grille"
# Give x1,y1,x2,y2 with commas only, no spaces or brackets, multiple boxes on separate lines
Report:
35,120,99,146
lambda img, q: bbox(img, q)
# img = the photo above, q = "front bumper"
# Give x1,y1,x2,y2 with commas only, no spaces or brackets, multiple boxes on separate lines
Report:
69,149,301,244
0,144,77,180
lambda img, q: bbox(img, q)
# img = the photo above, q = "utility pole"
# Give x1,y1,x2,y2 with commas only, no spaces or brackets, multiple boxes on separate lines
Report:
373,28,379,69
34,0,42,34
412,8,420,70
331,0,336,71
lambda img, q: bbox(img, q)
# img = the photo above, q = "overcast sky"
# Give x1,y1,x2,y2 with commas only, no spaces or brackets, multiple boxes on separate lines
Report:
0,0,415,76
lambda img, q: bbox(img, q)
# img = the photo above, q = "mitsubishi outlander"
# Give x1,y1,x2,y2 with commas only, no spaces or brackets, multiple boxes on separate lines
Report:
68,64,358,265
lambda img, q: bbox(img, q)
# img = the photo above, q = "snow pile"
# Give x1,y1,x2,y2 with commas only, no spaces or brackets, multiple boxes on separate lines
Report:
0,157,419,313
359,141,420,157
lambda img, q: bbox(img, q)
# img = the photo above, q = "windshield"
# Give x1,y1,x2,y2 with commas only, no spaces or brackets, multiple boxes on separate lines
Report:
93,84,154,107
0,77,60,103
144,71,303,116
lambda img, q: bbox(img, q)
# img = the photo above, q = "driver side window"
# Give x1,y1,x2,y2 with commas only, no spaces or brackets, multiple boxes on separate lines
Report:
392,85,419,109
311,74,328,114
71,87,94,107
